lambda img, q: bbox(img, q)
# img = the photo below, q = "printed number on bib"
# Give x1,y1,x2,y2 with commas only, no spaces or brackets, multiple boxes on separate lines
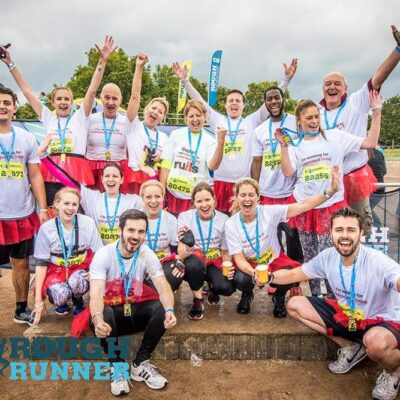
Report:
248,248,275,265
338,302,365,321
167,176,192,194
303,164,330,183
0,162,24,179
224,139,244,156
155,250,167,260
262,152,281,169
50,138,73,154
99,225,119,243
56,254,85,267
205,248,221,260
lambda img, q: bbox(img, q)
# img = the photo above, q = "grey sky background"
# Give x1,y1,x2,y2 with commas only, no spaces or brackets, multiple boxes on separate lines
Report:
1,0,400,106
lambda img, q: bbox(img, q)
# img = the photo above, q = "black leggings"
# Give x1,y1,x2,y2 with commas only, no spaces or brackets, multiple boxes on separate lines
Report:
278,222,304,264
90,299,166,364
162,255,206,292
205,264,236,296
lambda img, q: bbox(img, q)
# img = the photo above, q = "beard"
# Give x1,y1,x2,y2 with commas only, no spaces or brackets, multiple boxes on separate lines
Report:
121,233,141,256
333,236,360,258
267,104,284,119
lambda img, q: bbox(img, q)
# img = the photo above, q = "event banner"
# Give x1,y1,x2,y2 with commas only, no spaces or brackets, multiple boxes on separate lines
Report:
177,60,193,113
208,50,222,107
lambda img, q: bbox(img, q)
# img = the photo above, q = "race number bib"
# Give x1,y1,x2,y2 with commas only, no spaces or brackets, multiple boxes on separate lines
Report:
205,248,221,260
0,162,24,179
99,225,119,243
338,302,365,321
248,248,275,265
262,152,281,169
56,253,85,267
50,138,73,154
302,164,330,183
224,139,244,157
155,249,167,260
167,176,193,195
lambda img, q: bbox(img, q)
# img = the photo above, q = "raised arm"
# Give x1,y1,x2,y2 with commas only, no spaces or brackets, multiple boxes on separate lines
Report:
208,127,226,171
0,46,43,116
274,128,296,177
361,90,383,149
82,35,117,117
126,52,149,123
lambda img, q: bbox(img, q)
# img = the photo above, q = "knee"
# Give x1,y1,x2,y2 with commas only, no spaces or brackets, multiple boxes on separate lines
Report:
68,270,89,296
213,280,235,296
363,329,394,361
184,255,205,275
46,282,72,306
234,270,253,292
287,297,304,320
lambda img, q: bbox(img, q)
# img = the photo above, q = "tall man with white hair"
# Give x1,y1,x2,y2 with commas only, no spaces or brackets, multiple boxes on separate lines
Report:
320,25,400,235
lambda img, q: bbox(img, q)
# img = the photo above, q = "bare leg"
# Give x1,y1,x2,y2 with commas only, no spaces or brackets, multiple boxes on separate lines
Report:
10,257,30,302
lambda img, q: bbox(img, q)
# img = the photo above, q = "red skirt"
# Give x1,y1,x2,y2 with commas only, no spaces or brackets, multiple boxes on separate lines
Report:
0,212,40,245
40,154,94,186
213,180,235,213
87,159,134,193
344,164,378,204
249,252,300,273
166,190,191,214
260,195,297,229
126,169,160,195
290,196,348,235
192,249,223,269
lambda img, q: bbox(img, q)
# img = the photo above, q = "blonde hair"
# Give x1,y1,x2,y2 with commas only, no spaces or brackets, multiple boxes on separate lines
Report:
140,180,165,197
53,187,81,212
144,97,169,122
51,86,74,102
295,99,325,139
184,100,208,121
229,178,260,214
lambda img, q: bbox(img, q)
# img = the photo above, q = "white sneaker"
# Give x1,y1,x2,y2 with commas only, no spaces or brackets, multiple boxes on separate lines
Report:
130,360,168,390
328,344,367,374
372,369,400,400
110,365,130,396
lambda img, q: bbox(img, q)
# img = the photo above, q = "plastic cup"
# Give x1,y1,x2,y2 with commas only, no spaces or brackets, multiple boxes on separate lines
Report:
222,261,233,277
255,265,269,284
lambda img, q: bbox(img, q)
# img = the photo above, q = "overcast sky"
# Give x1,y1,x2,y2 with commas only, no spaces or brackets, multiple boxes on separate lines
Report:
1,0,400,106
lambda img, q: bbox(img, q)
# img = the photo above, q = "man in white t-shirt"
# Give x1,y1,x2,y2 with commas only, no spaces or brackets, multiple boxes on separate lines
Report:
267,208,400,400
89,209,176,396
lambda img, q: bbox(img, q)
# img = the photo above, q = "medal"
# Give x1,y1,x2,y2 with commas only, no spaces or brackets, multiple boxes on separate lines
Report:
348,316,357,331
105,151,111,160
187,128,203,171
226,117,243,158
195,211,214,257
102,114,116,162
60,153,66,163
240,208,260,263
0,127,16,178
57,115,72,156
124,302,132,317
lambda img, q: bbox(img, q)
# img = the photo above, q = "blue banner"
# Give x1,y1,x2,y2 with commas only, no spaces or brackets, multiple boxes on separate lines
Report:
208,50,222,107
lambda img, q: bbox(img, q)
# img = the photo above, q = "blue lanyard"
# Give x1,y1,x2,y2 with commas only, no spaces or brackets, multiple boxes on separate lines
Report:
143,123,159,153
0,126,16,163
102,113,117,150
269,114,287,155
146,212,162,252
281,127,320,146
116,241,140,300
104,193,121,231
227,117,243,151
195,211,214,255
324,99,347,130
57,115,72,152
56,216,76,266
339,255,358,315
187,128,203,168
239,209,260,262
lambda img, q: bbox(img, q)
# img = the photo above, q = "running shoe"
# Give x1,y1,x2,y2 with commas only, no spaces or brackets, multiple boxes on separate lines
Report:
72,297,85,316
55,304,70,316
202,282,209,295
188,298,205,320
130,360,168,390
207,291,221,306
236,291,254,314
13,307,34,325
110,365,130,396
372,368,400,400
272,292,287,318
328,344,367,374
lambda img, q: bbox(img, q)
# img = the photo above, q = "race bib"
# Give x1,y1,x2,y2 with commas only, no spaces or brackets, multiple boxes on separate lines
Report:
224,139,244,157
99,225,119,243
155,249,167,260
262,152,281,169
167,176,193,195
205,248,221,260
302,164,330,183
56,253,85,267
338,302,365,321
50,138,73,154
0,162,24,179
248,248,275,265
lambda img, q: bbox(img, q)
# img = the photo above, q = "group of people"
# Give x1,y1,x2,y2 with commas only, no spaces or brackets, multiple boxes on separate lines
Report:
1,26,400,399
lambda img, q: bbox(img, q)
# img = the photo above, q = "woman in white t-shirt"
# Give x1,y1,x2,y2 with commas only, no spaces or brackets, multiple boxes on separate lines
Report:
225,175,339,317
38,136,142,245
32,188,103,324
159,100,225,215
275,93,382,296
2,37,116,206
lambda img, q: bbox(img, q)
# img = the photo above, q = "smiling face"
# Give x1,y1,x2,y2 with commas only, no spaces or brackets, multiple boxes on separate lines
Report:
144,100,167,129
186,106,206,133
331,216,362,258
100,83,122,118
142,185,164,219
54,192,80,224
237,183,259,219
297,105,320,134
0,93,17,125
101,166,123,196
119,218,147,255
323,72,347,110
265,89,284,119
225,92,245,119
193,189,215,221
52,89,73,118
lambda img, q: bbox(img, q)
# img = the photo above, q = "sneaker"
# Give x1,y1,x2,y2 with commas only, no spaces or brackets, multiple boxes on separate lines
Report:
130,360,168,390
72,298,85,316
110,365,130,396
272,292,287,318
188,298,205,320
202,282,209,295
328,344,367,374
55,304,70,316
267,286,276,295
372,369,400,400
289,286,303,297
236,291,254,314
207,291,221,306
14,307,34,325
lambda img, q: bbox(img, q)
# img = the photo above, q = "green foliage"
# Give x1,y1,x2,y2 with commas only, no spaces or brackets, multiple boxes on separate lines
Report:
380,95,400,146
16,103,36,120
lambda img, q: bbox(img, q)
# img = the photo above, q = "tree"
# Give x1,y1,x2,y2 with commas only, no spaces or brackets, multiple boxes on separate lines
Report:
16,103,36,119
380,95,400,146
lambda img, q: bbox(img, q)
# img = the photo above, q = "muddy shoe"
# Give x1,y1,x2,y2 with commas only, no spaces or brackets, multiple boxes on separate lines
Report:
188,298,205,320
237,291,254,314
272,292,287,318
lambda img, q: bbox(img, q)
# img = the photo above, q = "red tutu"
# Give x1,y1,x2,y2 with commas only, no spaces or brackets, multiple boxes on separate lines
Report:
41,155,94,186
249,252,300,272
260,195,297,229
126,169,159,195
87,159,134,193
0,212,40,245
41,250,94,298
344,164,377,204
166,190,191,214
213,180,235,213
290,197,349,235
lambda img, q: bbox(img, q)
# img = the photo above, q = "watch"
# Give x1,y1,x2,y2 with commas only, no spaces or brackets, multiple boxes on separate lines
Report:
7,62,15,70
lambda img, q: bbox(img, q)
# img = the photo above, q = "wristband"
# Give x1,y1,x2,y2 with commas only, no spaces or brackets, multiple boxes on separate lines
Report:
91,312,102,323
370,105,383,111
181,77,189,84
165,308,175,313
7,62,15,71
395,46,400,54
39,209,48,213
34,302,44,308
267,273,275,285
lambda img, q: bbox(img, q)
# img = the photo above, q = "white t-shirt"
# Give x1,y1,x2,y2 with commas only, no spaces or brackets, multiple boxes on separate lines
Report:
288,129,363,208
161,127,216,200
86,112,132,161
34,214,103,266
80,186,143,244
302,246,400,322
225,205,287,264
178,209,228,261
145,211,178,259
252,114,298,198
320,82,370,174
0,126,39,220
41,106,88,156
126,117,168,171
